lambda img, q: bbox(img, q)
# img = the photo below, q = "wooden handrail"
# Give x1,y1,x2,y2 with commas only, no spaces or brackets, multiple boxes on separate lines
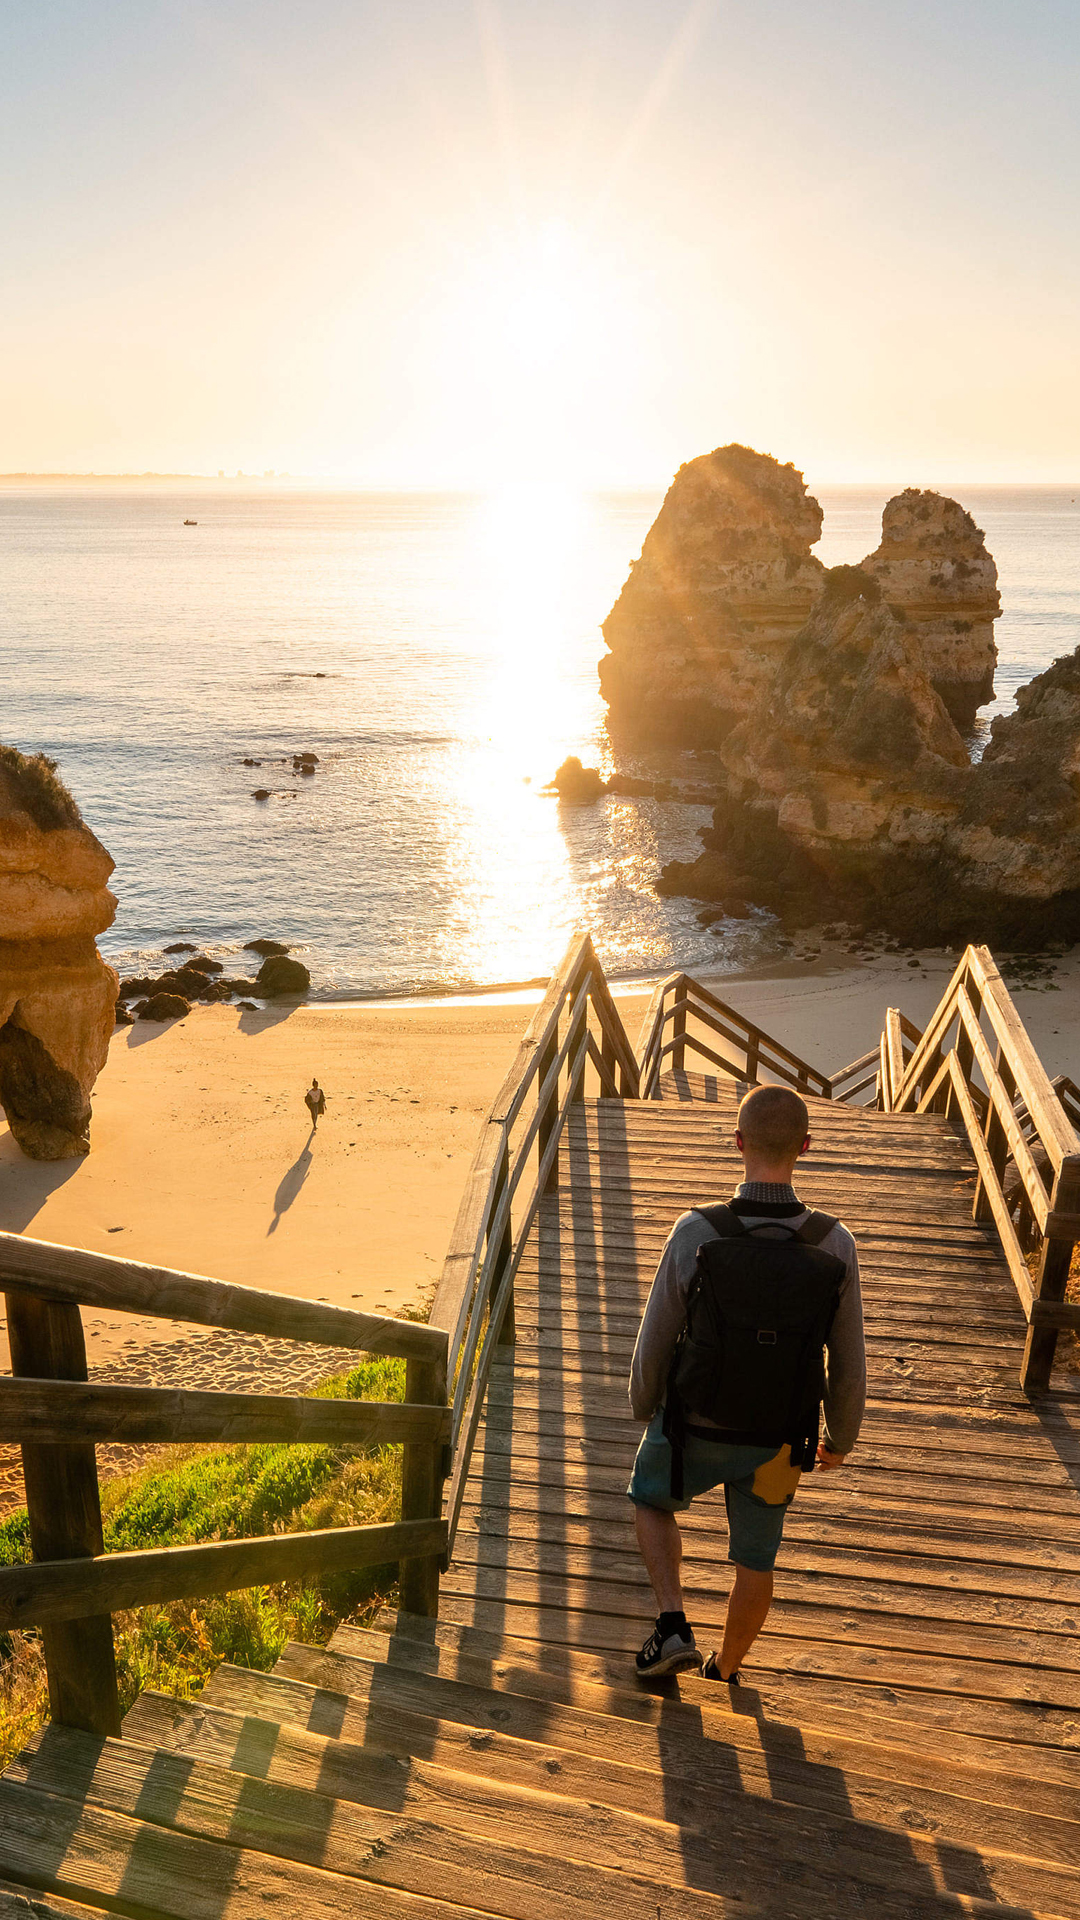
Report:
0,1234,445,1364
884,943,1080,1390
0,1517,448,1632
0,1380,450,1449
430,930,639,1556
636,972,831,1098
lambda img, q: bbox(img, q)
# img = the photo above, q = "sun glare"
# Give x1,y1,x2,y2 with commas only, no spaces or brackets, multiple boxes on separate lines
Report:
444,220,632,483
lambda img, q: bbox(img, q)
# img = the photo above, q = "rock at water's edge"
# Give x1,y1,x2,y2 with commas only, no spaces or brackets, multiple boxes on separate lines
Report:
0,745,118,1158
256,954,311,998
551,757,606,803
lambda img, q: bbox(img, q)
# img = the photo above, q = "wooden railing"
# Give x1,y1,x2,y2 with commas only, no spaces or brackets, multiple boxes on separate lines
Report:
636,971,832,1100
876,944,1080,1392
0,1237,449,1736
429,931,639,1563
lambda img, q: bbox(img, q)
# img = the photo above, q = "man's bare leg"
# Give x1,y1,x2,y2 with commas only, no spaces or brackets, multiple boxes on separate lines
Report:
716,1564,773,1678
634,1504,684,1613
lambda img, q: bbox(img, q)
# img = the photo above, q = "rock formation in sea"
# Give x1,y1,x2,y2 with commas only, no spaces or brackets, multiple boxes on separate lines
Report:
600,448,1000,751
0,745,118,1158
655,560,1080,945
860,489,1000,729
600,444,826,746
601,444,1059,942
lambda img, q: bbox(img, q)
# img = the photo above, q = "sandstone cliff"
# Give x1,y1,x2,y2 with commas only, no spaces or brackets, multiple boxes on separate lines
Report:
600,444,826,746
601,448,1000,748
860,489,1000,728
657,565,1080,946
0,746,118,1158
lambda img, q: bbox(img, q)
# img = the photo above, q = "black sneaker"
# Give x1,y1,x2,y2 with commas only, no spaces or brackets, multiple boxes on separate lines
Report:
702,1652,740,1684
635,1620,703,1678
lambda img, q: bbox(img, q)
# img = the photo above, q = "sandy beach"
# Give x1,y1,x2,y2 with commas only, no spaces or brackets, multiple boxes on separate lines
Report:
1,944,1077,1508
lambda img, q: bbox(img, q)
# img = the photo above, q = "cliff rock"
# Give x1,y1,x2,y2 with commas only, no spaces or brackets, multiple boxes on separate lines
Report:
600,444,826,746
601,451,1001,751
0,746,118,1159
659,571,1080,944
860,490,1000,728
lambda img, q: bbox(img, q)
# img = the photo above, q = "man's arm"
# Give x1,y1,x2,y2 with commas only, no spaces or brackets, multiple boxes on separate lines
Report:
628,1215,697,1421
820,1230,866,1460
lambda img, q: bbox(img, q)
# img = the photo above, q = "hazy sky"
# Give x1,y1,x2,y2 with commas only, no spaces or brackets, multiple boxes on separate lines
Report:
3,1,1078,483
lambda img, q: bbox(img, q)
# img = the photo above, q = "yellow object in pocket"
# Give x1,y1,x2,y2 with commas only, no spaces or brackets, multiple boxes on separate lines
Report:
750,1444,802,1506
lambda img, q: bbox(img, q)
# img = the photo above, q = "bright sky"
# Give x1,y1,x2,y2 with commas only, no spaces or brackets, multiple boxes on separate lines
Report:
2,1,1078,484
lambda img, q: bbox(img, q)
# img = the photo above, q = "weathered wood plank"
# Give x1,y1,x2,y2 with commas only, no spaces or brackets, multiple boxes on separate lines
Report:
0,1379,450,1449
205,1659,1080,1912
0,1517,446,1630
0,1235,446,1362
5,1723,758,1920
0,1776,475,1920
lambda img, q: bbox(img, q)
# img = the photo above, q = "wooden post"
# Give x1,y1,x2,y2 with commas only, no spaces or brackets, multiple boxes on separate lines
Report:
672,980,688,1074
744,1031,760,1086
600,1029,617,1098
1021,1152,1080,1395
538,1030,559,1193
5,1292,120,1735
398,1351,449,1617
974,1047,1011,1224
491,1138,515,1347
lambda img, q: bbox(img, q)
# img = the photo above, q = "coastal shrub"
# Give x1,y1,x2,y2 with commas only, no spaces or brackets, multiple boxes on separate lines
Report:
0,744,82,831
0,1353,406,1767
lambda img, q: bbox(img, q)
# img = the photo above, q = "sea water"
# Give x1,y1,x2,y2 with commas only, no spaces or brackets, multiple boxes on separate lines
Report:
1,483,1077,997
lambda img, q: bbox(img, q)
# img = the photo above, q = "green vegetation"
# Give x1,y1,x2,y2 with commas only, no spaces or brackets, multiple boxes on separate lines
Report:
0,743,83,831
0,1354,406,1767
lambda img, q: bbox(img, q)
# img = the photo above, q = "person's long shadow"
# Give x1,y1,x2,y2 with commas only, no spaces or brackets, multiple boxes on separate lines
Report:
267,1131,316,1234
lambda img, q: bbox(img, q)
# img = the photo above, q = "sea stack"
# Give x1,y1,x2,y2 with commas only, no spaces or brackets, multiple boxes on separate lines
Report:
860,489,1000,729
600,444,826,746
0,745,118,1158
601,448,1001,751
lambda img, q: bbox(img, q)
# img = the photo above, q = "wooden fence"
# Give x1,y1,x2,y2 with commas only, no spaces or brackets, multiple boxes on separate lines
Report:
876,944,1080,1392
0,1239,449,1737
636,970,833,1099
428,931,640,1565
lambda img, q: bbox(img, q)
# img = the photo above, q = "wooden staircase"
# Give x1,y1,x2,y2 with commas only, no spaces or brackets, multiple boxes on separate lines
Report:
1,942,1080,1917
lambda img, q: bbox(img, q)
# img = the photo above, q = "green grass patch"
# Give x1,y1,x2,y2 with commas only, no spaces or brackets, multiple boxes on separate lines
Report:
0,1354,407,1768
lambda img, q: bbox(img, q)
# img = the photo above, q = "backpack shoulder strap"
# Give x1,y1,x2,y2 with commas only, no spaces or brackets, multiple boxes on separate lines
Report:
795,1210,839,1247
692,1204,746,1238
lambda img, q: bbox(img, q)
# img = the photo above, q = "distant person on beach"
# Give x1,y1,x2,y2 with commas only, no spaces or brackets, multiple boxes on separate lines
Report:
627,1084,865,1682
305,1079,326,1129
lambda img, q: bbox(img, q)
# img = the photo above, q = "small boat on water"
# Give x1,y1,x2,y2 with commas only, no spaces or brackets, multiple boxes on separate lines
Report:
183,518,197,526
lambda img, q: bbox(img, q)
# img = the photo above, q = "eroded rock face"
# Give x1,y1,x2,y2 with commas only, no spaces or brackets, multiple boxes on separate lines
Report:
658,571,1080,944
601,451,1001,750
860,490,1000,728
600,444,826,746
0,747,118,1158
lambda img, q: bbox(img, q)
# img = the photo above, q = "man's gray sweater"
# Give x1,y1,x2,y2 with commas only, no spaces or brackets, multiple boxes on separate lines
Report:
629,1185,867,1456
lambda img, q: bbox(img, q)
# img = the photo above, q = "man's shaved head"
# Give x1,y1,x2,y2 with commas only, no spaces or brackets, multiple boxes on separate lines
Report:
737,1085,810,1159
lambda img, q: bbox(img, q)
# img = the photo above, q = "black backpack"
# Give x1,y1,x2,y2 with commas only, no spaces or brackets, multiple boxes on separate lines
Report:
662,1203,845,1497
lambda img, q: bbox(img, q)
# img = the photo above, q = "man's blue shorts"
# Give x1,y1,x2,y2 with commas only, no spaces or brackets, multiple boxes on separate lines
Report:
626,1409,802,1573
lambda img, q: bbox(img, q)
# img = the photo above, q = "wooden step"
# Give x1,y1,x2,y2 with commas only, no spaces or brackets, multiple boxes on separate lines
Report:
347,1616,1080,1818
0,1770,494,1920
2,1721,768,1920
0,1883,111,1920
162,1658,1080,1918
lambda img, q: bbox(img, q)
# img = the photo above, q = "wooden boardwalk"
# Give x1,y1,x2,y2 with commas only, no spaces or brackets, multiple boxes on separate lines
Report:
445,1078,1080,1743
2,949,1080,1919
